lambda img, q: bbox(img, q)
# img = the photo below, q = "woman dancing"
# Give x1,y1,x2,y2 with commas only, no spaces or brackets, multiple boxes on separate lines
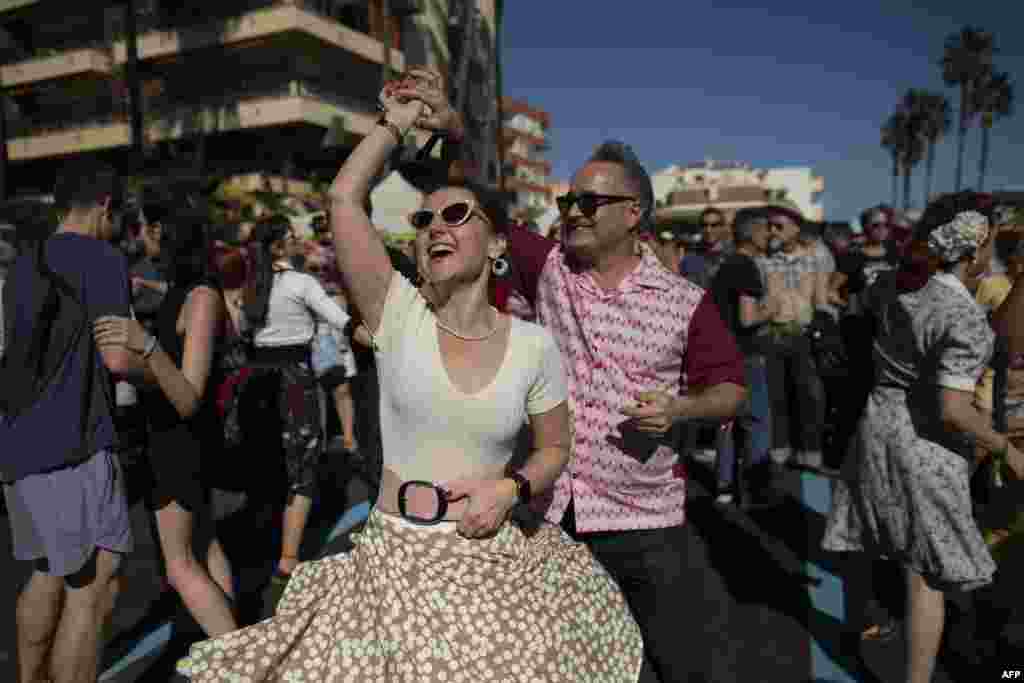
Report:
177,69,643,681
238,216,351,586
823,192,1024,683
94,210,238,637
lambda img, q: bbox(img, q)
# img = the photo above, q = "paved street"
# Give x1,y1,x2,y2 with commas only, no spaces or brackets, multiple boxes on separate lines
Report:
0,452,975,682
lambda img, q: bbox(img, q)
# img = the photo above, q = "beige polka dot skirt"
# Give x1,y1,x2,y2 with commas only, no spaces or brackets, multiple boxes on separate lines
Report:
177,509,643,682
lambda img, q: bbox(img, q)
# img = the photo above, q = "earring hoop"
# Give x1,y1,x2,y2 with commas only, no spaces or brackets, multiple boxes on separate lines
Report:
491,256,509,277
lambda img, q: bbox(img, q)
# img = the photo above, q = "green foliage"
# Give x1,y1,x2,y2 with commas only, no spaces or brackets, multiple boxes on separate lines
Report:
941,26,996,91
974,71,1015,126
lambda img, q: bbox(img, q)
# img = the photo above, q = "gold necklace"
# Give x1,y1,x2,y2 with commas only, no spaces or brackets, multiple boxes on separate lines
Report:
434,307,500,342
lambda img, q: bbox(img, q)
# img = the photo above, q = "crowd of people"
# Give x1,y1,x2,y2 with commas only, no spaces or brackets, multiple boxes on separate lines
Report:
1,65,1024,683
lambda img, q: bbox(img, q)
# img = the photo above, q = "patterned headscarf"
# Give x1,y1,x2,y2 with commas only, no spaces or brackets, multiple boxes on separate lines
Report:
926,210,990,265
994,204,1016,228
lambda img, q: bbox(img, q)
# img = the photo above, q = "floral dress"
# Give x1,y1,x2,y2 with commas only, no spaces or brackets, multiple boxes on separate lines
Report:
822,273,997,591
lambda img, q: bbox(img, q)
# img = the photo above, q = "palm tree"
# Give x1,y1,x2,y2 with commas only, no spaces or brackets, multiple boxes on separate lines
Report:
899,115,925,210
941,26,996,192
881,112,907,207
907,91,951,206
973,71,1014,192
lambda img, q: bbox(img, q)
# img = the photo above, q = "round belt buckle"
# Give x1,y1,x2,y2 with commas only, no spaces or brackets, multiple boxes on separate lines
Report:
397,480,449,525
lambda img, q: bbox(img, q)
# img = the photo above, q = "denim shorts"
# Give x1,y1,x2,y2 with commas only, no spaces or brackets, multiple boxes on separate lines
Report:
311,330,356,379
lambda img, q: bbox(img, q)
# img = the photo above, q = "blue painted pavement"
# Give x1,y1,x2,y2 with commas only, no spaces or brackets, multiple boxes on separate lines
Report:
98,501,372,681
802,471,855,683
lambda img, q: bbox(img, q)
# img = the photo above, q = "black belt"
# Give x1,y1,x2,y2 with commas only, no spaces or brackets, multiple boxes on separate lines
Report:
249,344,309,365
396,480,450,525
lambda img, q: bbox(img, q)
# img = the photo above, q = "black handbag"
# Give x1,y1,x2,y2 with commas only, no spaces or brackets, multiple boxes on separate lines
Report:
806,311,848,378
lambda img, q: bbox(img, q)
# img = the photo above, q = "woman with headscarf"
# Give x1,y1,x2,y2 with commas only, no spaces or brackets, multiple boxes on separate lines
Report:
177,68,642,683
823,192,1024,683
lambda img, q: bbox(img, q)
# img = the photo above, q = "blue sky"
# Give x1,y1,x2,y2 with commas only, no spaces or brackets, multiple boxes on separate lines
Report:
501,0,1024,221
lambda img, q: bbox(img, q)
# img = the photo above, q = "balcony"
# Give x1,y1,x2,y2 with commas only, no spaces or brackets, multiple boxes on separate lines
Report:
717,186,772,203
1,47,111,90
6,80,378,162
0,0,39,12
507,164,547,189
502,126,544,149
505,153,551,177
502,98,550,129
1,1,403,90
504,113,546,141
505,176,551,197
667,189,710,205
110,2,403,70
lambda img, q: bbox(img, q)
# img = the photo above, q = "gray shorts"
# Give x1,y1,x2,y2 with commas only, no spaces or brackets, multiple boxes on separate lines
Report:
3,450,133,577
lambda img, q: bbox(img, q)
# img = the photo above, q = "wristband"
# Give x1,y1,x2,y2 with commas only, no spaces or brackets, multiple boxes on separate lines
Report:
508,472,532,505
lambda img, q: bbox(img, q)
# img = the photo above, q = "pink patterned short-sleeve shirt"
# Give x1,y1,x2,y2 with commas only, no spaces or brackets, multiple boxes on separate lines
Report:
533,243,743,532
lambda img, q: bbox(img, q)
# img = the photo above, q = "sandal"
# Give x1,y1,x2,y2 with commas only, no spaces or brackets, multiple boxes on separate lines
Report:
861,618,899,642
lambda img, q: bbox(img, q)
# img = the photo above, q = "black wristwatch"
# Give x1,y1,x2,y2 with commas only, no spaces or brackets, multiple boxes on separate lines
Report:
508,472,532,504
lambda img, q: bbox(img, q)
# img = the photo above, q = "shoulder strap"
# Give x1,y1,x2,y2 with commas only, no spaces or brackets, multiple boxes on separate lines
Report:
1,239,87,419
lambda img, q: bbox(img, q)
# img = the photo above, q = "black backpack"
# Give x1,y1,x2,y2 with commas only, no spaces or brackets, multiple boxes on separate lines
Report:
0,239,106,474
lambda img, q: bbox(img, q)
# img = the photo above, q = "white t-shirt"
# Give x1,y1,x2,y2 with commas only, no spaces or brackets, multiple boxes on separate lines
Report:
373,273,568,483
252,269,350,348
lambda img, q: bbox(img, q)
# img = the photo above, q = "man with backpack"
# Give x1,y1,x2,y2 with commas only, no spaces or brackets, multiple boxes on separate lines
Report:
0,161,149,683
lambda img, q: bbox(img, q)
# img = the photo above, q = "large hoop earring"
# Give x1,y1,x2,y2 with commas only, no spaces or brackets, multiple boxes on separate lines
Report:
491,256,509,277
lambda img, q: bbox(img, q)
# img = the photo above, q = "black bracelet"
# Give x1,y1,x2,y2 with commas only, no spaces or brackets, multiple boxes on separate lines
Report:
508,472,532,504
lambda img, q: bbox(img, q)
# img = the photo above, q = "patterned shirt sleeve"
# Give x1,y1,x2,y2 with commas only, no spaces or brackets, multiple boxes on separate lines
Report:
936,307,994,392
684,291,746,389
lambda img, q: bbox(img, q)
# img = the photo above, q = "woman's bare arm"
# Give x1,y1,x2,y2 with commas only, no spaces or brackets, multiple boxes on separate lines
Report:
519,402,571,497
328,94,424,335
146,287,223,419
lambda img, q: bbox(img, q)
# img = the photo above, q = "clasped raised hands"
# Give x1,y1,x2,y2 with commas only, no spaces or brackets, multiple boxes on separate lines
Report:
378,67,464,140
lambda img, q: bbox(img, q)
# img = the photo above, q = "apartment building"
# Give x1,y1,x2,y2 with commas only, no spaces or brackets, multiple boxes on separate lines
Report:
500,95,551,216
652,159,825,223
0,0,502,199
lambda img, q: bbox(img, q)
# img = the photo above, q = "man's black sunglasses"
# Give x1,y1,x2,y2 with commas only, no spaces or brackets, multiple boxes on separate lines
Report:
556,192,636,218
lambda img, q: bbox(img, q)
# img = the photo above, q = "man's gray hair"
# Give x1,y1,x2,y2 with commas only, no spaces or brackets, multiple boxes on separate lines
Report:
587,140,654,232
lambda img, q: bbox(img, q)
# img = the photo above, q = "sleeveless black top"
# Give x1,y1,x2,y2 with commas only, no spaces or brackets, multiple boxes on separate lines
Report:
143,279,223,511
